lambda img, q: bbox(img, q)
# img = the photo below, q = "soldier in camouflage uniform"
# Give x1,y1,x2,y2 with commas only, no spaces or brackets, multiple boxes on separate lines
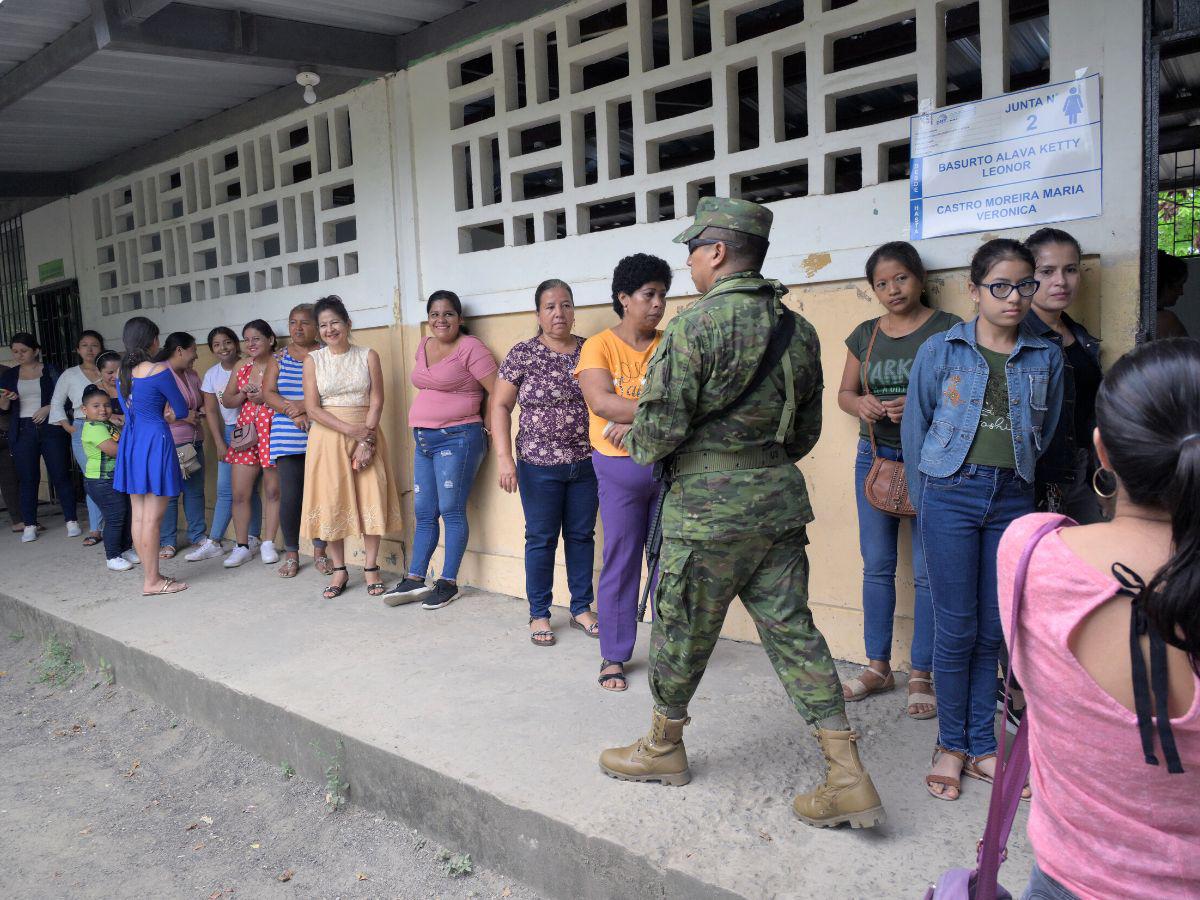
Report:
598,197,886,829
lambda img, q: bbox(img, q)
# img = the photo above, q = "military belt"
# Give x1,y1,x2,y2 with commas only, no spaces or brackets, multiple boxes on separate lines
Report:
670,444,790,477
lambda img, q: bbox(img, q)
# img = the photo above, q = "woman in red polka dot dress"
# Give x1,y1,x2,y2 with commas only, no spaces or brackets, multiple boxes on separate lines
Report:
219,319,281,568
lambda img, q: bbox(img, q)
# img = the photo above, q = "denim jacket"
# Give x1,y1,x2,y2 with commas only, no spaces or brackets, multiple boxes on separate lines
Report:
901,318,1064,509
1022,310,1101,484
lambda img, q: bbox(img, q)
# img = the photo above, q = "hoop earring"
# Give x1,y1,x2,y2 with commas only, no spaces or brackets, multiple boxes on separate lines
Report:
1092,467,1117,499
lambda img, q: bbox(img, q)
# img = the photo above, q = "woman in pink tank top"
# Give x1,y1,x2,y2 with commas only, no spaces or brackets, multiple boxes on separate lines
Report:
998,338,1200,900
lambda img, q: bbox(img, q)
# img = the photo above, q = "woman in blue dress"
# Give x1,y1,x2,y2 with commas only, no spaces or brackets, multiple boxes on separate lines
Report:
115,316,191,596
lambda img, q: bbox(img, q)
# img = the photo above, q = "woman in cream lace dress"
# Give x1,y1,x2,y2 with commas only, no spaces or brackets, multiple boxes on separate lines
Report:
302,296,403,599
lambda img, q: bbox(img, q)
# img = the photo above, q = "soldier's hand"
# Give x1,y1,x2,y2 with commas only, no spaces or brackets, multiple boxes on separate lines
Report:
497,456,518,494
856,394,887,423
882,395,906,423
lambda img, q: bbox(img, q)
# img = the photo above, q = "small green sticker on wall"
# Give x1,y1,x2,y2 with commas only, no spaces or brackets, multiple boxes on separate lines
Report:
38,259,65,283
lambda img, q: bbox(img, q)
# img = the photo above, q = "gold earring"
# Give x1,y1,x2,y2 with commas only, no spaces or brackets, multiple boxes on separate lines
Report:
1092,467,1117,499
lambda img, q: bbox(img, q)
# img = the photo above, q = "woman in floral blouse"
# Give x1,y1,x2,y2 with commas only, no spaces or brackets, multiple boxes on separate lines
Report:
490,279,599,648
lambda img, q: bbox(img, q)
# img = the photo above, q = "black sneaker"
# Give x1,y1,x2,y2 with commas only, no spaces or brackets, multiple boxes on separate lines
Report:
421,579,460,610
381,577,431,607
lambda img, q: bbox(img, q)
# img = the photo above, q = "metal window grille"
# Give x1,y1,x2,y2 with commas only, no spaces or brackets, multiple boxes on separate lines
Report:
0,216,32,345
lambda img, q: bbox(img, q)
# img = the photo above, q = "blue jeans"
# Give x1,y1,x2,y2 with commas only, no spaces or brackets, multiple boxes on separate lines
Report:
161,442,207,547
71,421,103,533
517,457,598,620
1022,863,1078,899
410,423,486,582
919,465,1034,757
854,439,933,671
84,477,132,561
10,418,77,524
210,422,260,542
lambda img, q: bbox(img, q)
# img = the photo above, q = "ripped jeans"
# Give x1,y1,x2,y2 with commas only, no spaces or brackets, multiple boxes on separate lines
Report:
409,423,486,583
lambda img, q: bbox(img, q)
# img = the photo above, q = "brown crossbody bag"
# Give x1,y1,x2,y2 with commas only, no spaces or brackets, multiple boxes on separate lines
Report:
861,319,915,518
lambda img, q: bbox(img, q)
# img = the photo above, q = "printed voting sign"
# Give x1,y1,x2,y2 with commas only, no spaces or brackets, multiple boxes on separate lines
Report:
908,73,1101,240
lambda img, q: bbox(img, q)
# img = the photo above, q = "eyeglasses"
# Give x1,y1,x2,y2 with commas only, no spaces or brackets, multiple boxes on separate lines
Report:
978,279,1040,299
687,237,741,255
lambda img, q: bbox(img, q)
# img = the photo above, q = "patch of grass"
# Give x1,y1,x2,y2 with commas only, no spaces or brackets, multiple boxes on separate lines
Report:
444,852,473,878
310,740,348,811
280,761,295,779
95,656,115,687
37,636,83,687
8,631,24,642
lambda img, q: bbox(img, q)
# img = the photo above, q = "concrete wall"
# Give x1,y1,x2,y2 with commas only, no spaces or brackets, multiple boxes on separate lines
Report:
22,199,78,288
29,0,1144,666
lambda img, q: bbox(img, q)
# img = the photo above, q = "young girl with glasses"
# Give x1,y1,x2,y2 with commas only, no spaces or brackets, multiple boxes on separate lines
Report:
901,238,1064,801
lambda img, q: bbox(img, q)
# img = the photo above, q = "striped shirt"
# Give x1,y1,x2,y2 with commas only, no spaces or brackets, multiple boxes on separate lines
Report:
269,349,310,461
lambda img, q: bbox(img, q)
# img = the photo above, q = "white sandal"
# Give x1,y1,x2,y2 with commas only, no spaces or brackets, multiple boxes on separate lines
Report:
842,667,895,701
906,676,938,720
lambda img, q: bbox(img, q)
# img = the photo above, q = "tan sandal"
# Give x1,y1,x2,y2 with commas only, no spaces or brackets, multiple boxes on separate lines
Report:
906,675,938,720
926,746,966,801
964,753,1032,801
842,667,895,701
277,557,299,578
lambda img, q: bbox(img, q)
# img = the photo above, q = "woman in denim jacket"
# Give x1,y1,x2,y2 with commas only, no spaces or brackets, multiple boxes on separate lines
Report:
901,239,1064,801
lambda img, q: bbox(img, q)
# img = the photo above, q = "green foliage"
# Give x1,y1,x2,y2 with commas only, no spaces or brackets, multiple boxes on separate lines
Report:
8,632,23,642
280,761,295,779
98,657,115,686
37,636,83,687
444,852,473,878
310,740,349,811
1158,189,1200,257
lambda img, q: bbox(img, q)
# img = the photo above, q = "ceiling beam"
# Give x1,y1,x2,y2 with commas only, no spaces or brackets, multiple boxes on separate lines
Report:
0,20,101,110
0,172,73,199
397,0,576,67
114,0,175,24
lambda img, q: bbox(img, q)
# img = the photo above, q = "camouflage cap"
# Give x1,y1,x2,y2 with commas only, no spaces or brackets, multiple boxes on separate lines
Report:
672,196,773,243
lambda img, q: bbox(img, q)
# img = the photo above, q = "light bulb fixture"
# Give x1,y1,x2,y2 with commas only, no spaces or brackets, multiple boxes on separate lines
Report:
296,71,320,105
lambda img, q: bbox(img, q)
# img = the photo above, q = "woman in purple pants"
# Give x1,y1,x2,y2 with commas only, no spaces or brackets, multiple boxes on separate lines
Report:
576,254,669,692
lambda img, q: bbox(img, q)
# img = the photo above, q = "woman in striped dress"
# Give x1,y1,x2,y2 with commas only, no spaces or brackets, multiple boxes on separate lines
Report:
262,303,328,578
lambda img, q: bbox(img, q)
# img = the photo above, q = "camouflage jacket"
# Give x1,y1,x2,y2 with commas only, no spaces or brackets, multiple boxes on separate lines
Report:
627,271,823,540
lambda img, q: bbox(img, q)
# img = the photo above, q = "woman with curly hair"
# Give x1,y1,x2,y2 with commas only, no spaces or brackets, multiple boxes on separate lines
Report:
575,254,670,691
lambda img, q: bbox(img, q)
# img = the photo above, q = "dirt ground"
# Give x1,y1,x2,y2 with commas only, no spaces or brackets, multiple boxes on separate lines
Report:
0,632,545,900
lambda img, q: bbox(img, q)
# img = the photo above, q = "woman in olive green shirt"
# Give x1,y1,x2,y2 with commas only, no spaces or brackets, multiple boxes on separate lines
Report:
837,241,961,719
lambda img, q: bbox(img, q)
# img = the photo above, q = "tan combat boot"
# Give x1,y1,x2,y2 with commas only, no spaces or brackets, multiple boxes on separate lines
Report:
599,710,691,786
792,728,886,828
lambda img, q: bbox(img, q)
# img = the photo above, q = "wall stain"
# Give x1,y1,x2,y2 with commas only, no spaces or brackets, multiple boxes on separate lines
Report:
801,252,832,278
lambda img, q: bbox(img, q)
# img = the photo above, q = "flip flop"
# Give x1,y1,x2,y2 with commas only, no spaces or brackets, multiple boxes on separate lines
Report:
314,555,333,576
142,576,188,596
277,557,299,578
529,617,556,646
570,615,600,638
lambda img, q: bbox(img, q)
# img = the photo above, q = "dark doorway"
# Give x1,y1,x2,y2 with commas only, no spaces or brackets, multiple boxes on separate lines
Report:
28,280,83,374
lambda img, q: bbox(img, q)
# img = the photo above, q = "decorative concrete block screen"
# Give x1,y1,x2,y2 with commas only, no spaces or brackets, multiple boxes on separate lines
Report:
436,0,1048,253
89,104,360,316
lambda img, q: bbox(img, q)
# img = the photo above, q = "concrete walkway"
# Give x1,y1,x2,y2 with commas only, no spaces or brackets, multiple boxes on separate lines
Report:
0,534,1033,899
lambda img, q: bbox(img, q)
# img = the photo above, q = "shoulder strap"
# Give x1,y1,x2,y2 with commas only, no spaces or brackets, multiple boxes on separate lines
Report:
691,303,796,431
862,319,882,455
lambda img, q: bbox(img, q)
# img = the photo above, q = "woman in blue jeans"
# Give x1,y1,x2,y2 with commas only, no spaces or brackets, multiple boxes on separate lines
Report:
490,279,599,649
48,330,107,546
187,326,261,562
155,332,207,558
902,239,1063,801
382,291,496,610
837,242,961,719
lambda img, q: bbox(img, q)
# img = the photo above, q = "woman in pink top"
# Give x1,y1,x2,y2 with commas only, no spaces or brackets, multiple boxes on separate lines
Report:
155,332,206,559
998,338,1200,900
381,290,497,611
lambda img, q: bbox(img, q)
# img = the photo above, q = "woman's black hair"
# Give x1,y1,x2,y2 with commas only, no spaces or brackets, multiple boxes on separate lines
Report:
96,350,120,369
206,325,239,352
10,331,39,351
969,238,1035,286
242,319,277,353
1158,249,1188,293
154,331,197,363
865,241,930,307
77,329,106,350
1096,337,1200,673
531,279,573,335
610,256,671,318
81,384,108,404
427,290,469,335
1024,227,1082,263
314,295,351,327
119,315,159,401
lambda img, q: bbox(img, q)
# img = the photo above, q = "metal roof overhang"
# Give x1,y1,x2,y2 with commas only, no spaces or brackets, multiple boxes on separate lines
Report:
0,0,569,212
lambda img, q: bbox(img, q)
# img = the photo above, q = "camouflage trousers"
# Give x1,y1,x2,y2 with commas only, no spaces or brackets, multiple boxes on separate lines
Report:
649,526,845,724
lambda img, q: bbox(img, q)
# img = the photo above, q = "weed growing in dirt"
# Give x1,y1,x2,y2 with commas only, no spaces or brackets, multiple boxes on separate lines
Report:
310,740,348,811
37,636,83,687
280,761,295,779
97,657,115,687
437,849,473,878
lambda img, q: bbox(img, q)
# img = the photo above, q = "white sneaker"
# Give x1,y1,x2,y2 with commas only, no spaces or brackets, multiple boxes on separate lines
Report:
259,540,279,564
122,549,141,565
21,525,38,543
224,545,254,568
185,539,225,562
66,521,82,538
248,535,262,554
106,557,134,572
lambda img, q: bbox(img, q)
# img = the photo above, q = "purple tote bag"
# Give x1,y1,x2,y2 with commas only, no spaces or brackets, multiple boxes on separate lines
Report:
922,517,1066,900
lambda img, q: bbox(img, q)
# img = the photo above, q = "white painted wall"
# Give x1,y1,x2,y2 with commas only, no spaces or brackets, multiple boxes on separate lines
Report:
22,198,77,287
